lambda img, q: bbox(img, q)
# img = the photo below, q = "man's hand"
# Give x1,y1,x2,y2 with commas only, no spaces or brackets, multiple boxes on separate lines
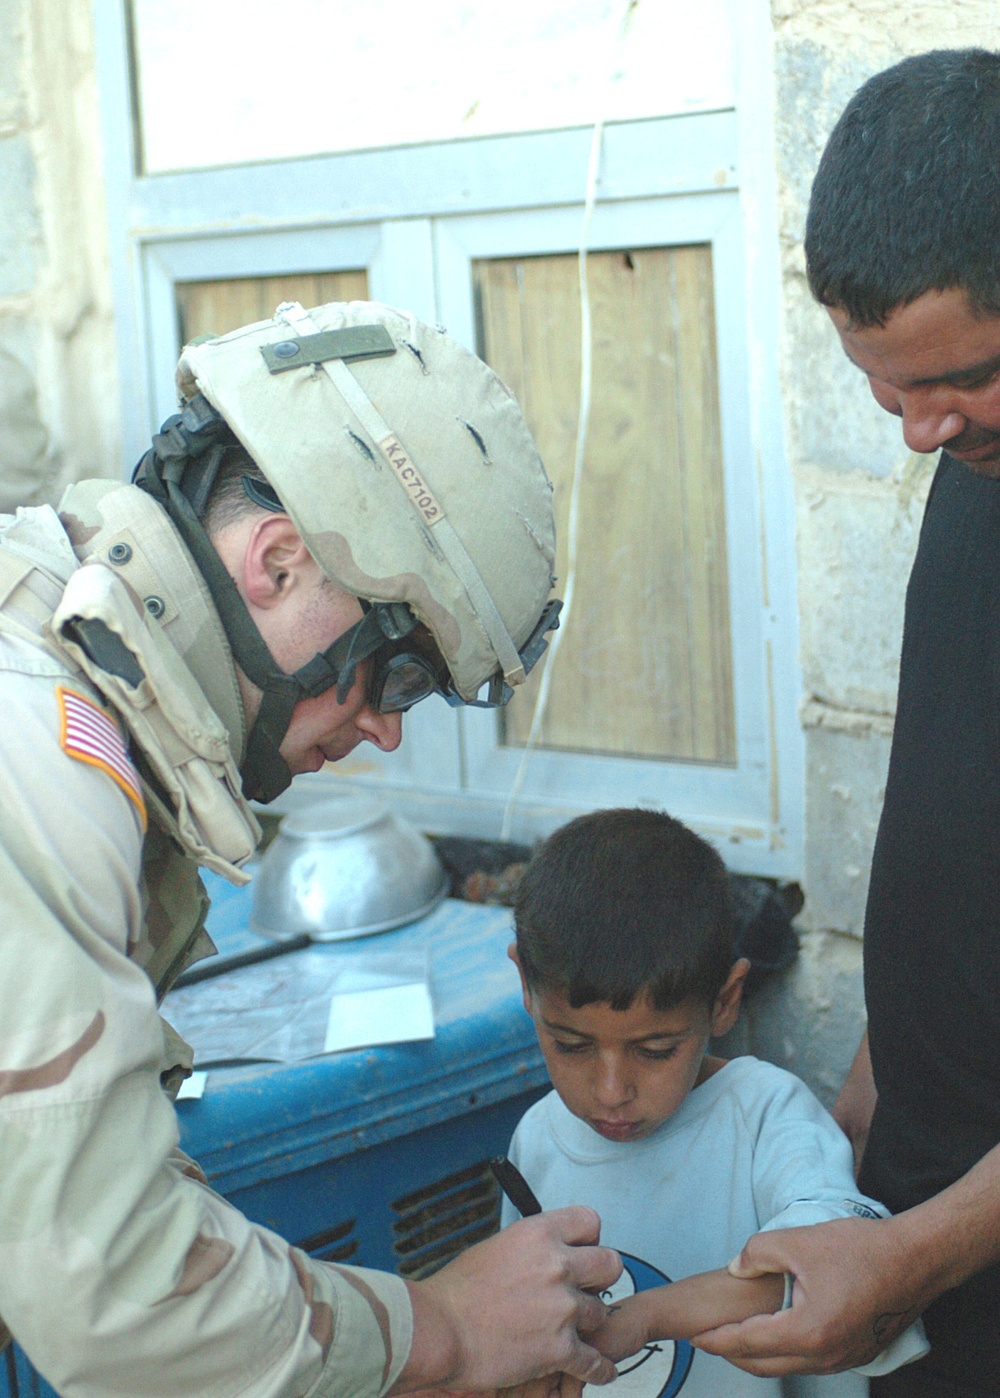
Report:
690,1216,923,1376
393,1207,621,1393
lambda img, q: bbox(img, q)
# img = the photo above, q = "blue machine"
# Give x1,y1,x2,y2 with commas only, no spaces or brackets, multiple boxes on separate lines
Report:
3,872,549,1395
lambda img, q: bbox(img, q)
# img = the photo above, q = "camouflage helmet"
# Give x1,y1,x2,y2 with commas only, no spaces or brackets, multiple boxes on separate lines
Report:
135,300,560,803
176,300,557,703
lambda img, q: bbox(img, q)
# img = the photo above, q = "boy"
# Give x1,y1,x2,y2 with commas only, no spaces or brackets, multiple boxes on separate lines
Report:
503,808,927,1397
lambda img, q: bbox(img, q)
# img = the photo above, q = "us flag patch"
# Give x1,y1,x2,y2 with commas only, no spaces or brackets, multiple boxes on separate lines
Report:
57,686,147,829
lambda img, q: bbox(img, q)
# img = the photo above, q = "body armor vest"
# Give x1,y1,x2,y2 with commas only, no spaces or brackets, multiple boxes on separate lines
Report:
0,483,260,999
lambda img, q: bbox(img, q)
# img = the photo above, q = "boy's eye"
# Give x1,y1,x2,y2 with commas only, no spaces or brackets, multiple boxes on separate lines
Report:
638,1045,680,1061
550,1037,590,1055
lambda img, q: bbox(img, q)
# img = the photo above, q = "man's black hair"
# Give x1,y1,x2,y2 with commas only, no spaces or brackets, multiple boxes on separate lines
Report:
514,807,735,1012
805,48,1000,327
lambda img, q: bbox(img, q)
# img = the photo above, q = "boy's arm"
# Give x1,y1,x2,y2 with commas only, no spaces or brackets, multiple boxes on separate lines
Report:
585,1268,786,1362
432,1273,786,1398
692,1065,931,1378
407,1374,574,1398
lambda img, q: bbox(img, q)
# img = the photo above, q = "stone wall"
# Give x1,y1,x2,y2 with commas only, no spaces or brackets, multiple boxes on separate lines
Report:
0,0,118,514
752,1,1000,1100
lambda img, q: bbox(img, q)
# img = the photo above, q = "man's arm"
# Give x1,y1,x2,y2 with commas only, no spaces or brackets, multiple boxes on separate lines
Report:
692,1141,1000,1376
831,1030,876,1177
0,671,414,1398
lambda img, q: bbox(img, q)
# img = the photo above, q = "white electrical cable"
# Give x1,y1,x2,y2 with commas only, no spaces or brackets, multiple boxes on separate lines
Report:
501,0,639,841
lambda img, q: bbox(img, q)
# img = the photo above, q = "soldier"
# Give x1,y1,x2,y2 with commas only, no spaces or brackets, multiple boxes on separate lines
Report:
0,300,620,1397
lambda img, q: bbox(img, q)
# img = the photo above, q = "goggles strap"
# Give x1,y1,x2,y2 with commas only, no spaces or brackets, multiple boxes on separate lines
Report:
241,677,299,804
274,302,526,689
236,612,395,802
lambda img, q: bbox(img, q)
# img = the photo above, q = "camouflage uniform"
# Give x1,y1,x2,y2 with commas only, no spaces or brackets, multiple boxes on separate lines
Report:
0,481,412,1397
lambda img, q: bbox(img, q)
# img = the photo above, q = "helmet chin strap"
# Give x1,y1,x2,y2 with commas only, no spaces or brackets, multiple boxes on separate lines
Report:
133,396,403,804
237,603,411,803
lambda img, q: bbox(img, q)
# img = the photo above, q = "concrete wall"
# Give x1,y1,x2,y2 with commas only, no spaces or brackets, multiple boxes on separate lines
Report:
752,0,1000,1101
0,0,118,514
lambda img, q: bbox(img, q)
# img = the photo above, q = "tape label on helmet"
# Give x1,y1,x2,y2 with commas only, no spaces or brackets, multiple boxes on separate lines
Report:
380,435,444,525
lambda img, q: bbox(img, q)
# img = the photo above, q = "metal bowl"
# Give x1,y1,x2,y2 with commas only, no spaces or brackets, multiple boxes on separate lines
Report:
251,795,448,941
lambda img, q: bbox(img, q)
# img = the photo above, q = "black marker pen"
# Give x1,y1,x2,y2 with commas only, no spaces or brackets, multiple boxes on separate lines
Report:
490,1155,542,1217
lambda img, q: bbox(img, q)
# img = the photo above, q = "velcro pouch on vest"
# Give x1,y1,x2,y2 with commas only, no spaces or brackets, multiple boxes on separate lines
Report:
0,505,81,651
50,562,260,882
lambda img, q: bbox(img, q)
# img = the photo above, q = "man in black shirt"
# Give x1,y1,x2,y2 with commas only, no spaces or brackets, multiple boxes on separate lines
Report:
693,49,1000,1397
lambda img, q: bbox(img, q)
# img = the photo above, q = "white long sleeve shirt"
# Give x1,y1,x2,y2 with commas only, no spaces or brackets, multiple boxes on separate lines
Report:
504,1056,928,1398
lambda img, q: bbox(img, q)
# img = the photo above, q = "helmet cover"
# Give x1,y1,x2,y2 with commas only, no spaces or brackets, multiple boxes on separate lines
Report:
176,301,557,701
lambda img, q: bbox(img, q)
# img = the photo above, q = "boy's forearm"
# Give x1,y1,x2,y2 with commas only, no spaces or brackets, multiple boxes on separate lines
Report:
593,1269,785,1361
635,1269,786,1339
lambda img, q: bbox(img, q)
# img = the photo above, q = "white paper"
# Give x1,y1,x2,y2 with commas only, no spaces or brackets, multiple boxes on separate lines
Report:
176,1071,208,1100
164,948,434,1064
325,980,435,1054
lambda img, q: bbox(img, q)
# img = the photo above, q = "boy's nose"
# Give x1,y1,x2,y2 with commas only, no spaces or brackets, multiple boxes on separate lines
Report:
592,1056,634,1109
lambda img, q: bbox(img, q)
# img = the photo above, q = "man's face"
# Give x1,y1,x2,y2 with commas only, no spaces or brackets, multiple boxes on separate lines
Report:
258,575,403,777
829,287,1000,474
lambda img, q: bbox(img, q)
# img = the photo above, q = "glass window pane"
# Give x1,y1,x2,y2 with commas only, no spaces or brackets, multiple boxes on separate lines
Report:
130,0,735,174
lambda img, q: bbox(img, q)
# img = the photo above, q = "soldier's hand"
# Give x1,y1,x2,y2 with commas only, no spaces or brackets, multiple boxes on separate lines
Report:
394,1207,621,1392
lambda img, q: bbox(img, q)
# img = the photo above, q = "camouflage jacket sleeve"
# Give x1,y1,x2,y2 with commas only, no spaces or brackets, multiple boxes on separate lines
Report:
0,641,412,1397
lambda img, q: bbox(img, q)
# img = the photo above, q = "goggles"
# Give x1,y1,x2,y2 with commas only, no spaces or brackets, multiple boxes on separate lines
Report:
363,598,562,714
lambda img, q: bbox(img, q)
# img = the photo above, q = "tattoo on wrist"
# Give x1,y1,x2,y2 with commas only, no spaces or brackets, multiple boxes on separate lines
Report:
872,1309,916,1345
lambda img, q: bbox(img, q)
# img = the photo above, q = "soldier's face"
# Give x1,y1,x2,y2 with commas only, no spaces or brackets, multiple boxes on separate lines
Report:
266,577,403,776
830,288,1000,473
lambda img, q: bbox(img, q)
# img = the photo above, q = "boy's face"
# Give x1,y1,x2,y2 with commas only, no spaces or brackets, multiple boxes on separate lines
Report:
511,949,747,1144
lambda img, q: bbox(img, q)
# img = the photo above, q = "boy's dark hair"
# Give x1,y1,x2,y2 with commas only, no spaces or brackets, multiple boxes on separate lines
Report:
805,48,1000,327
514,807,734,1012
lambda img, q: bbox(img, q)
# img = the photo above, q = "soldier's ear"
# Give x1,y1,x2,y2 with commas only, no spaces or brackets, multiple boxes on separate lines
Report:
242,515,313,608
